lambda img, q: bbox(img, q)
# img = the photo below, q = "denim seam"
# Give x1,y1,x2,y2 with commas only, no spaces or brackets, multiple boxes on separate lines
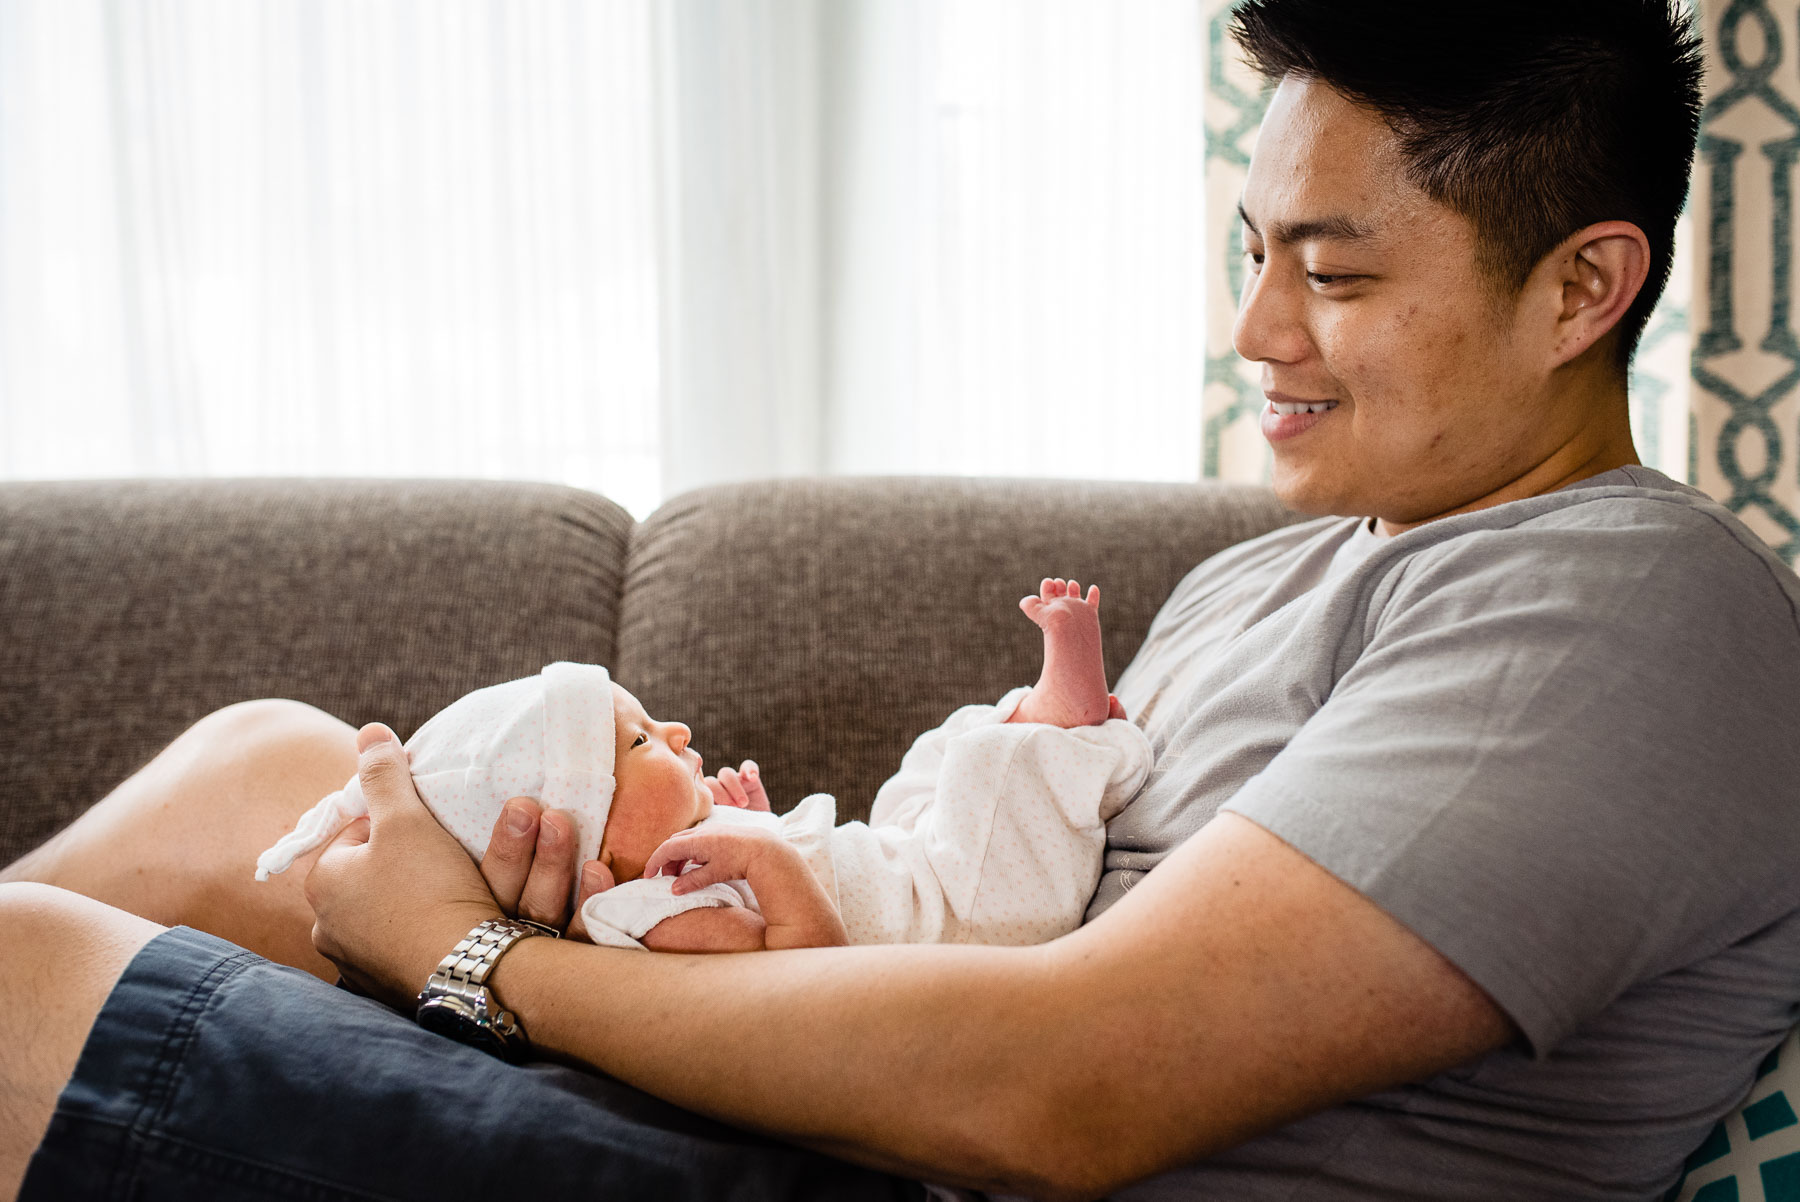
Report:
109,946,264,1196
133,1124,409,1202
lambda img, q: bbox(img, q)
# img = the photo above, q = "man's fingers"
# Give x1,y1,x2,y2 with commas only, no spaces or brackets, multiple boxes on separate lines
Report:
479,797,542,913
566,861,615,943
338,815,371,848
516,809,578,928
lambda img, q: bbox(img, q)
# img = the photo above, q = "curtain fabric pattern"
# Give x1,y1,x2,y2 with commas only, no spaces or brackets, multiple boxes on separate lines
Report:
1199,0,1800,565
1691,0,1800,560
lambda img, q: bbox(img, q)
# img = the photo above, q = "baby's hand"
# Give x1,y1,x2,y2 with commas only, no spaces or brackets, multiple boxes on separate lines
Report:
645,824,848,949
1012,577,1116,727
645,824,788,893
704,760,772,811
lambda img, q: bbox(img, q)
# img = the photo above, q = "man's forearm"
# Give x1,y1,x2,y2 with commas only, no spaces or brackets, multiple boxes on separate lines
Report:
496,936,1089,1196
479,815,1516,1200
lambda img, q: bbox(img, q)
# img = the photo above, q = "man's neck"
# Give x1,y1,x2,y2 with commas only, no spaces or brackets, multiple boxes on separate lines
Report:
1377,373,1640,538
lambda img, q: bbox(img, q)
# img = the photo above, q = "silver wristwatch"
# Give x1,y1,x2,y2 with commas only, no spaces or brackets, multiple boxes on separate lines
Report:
415,916,560,1062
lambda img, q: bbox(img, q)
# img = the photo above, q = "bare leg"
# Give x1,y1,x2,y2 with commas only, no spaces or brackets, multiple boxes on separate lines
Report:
0,882,164,1202
0,699,357,980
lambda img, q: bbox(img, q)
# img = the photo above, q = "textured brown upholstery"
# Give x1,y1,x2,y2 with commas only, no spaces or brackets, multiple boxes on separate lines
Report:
1,476,1296,862
619,477,1298,822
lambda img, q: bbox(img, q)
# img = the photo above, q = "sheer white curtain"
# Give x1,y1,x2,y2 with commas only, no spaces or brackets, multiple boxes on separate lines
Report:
822,0,1206,482
0,0,668,514
0,2,1209,512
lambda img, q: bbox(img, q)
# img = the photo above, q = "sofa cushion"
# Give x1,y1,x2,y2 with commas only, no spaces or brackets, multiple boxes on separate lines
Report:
616,476,1297,823
0,479,631,863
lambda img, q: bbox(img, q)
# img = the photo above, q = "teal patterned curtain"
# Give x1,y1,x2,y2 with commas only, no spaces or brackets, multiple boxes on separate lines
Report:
1692,0,1800,561
1201,1,1799,564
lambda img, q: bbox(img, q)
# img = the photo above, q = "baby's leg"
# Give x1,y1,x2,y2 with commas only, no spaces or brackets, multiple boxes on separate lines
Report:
1012,578,1114,728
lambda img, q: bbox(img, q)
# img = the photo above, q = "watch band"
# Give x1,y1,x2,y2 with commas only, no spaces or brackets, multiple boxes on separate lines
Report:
431,915,554,990
416,916,559,1059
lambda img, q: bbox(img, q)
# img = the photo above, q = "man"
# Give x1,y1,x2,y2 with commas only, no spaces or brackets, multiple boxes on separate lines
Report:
6,1,1796,1199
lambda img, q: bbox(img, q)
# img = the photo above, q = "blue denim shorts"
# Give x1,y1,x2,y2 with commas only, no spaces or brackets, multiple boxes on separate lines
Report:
22,926,927,1201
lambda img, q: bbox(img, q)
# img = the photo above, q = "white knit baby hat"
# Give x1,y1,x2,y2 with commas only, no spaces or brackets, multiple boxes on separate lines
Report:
255,662,618,901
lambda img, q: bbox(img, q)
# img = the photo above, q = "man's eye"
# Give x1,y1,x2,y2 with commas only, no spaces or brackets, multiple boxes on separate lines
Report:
1308,271,1353,286
631,733,648,749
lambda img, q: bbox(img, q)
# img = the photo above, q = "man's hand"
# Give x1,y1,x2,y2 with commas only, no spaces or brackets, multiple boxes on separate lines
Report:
304,724,502,1007
477,792,588,930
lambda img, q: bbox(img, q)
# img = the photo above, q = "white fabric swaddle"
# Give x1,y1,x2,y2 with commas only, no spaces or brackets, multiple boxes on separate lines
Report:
254,661,618,903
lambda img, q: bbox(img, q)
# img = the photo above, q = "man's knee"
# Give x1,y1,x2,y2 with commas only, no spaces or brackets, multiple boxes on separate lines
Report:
175,699,358,787
185,698,355,754
0,883,164,980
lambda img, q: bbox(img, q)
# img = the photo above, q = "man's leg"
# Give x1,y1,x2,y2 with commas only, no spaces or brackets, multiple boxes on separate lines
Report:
0,699,356,979
0,883,162,1202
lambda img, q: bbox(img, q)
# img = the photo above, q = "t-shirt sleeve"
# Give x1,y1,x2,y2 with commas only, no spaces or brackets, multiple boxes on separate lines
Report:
1221,504,1800,1055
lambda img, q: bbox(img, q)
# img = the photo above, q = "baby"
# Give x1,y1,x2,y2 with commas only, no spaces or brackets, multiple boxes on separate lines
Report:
257,578,1151,952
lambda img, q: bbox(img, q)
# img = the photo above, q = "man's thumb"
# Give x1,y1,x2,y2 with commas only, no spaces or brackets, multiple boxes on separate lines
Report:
354,723,407,817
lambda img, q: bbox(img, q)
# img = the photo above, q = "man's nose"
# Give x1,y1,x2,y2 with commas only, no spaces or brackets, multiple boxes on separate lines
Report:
1232,261,1309,367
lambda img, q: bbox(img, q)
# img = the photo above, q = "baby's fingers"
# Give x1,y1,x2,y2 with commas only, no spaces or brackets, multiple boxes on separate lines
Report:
738,761,772,812
668,859,737,894
717,766,751,808
643,835,703,881
1087,583,1101,611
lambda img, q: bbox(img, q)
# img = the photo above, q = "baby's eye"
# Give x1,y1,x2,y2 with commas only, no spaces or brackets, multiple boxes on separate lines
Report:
631,732,648,749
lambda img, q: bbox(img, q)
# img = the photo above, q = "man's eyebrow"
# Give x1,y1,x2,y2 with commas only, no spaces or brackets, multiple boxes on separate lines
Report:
1237,202,1375,244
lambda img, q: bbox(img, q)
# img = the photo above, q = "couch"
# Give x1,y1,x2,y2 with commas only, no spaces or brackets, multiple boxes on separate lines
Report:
0,475,1298,866
8,474,1792,1198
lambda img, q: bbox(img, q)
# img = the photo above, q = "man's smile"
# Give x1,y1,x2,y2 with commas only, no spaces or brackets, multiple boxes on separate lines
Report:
1261,392,1340,442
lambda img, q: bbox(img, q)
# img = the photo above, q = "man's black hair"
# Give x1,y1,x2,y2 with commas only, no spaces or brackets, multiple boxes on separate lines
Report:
1230,0,1703,368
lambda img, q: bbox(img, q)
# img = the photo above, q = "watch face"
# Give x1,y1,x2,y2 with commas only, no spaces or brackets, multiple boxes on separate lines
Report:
417,996,510,1059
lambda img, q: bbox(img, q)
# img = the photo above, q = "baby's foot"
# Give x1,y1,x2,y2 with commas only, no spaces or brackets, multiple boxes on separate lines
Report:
1012,578,1114,728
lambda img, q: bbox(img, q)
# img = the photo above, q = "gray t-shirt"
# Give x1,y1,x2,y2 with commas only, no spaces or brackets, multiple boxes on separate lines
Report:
1094,466,1800,1201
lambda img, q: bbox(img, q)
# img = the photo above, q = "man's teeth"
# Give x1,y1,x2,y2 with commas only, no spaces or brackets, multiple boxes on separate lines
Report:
1269,400,1338,416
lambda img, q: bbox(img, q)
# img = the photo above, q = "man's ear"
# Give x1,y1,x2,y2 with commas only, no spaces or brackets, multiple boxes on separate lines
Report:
1545,220,1652,368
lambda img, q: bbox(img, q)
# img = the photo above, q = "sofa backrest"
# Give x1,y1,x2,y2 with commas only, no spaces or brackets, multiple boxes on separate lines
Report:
0,476,1297,863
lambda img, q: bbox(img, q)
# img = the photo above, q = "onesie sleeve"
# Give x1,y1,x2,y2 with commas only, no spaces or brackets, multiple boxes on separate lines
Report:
868,687,1030,831
1221,506,1800,1055
578,877,749,951
838,713,1152,944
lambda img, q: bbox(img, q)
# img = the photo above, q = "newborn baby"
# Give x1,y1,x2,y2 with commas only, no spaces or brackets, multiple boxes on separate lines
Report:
258,578,1151,952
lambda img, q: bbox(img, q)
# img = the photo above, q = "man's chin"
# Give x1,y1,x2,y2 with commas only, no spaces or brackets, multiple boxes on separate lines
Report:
1269,469,1362,519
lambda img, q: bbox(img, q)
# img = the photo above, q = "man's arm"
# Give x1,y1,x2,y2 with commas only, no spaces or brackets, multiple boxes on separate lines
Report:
309,734,1514,1201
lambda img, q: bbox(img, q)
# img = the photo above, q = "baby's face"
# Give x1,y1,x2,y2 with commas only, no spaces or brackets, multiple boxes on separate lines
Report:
599,684,713,883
